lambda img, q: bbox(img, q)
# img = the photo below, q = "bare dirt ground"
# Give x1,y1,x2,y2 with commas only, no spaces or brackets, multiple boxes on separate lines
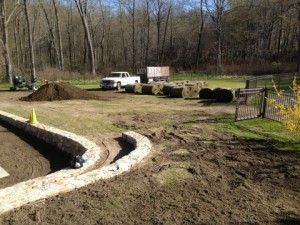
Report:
0,121,71,189
0,87,299,225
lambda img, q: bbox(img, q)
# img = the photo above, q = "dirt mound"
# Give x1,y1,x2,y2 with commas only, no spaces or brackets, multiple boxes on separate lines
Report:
19,82,99,101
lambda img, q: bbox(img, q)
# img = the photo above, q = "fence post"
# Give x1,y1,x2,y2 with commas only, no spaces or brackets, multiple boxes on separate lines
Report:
245,80,250,89
261,88,268,118
235,88,240,122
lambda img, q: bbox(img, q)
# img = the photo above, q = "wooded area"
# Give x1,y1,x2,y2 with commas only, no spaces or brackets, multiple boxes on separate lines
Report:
0,0,299,83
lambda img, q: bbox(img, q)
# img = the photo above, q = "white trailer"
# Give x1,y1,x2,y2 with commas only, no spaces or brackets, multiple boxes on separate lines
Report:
137,66,170,83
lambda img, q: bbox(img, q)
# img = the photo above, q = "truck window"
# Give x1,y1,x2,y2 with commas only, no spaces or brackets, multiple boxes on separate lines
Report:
108,73,121,77
122,73,126,78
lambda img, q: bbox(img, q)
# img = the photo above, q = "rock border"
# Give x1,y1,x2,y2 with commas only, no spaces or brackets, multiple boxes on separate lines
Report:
0,110,151,215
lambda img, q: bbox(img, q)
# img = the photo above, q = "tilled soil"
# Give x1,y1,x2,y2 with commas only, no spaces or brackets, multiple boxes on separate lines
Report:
0,121,71,189
0,90,299,224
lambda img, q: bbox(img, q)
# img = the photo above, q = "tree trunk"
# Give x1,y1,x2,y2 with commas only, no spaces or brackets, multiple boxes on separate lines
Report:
0,0,19,84
216,24,222,74
276,1,283,62
67,1,74,70
24,0,37,83
132,0,136,73
14,18,20,68
298,1,300,73
22,20,26,66
156,1,162,65
0,8,12,83
100,9,105,65
205,0,225,74
160,3,171,63
145,0,150,66
170,7,174,65
83,31,88,71
2,21,12,83
196,0,204,68
75,0,96,75
52,0,64,71
39,0,61,69
118,1,127,65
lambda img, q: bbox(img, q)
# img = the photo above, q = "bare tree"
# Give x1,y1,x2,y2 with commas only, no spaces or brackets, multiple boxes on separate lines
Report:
118,0,128,65
0,0,299,77
23,0,37,83
196,0,204,68
52,0,64,71
66,1,76,69
145,0,151,66
152,0,166,65
13,16,20,68
132,0,136,72
297,1,300,73
205,0,227,74
160,1,171,63
99,6,106,66
0,0,20,84
122,0,136,72
75,0,96,75
38,0,61,69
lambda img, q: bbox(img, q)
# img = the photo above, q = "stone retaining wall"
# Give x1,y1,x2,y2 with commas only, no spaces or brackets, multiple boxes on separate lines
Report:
0,111,88,156
0,110,152,215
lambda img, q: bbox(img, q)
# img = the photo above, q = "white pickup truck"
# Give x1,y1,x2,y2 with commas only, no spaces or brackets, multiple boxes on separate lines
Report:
100,72,140,90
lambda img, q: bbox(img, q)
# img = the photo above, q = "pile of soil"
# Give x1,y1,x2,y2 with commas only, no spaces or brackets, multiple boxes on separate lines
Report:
19,82,99,101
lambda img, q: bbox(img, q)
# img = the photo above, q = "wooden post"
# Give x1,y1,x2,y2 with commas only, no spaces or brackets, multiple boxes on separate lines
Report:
261,88,268,118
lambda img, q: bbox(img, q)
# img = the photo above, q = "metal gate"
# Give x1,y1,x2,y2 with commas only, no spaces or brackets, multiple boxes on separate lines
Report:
264,90,296,122
235,88,266,121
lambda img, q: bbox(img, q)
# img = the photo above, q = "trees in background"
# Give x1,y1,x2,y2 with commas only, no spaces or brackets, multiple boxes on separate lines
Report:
75,0,95,75
0,0,299,79
297,1,300,73
0,0,20,83
23,0,37,83
52,0,64,71
205,0,227,74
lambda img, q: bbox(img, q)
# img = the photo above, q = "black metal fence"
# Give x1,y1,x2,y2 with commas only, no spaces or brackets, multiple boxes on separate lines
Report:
245,73,299,90
235,87,296,123
235,88,266,121
235,73,299,122
265,90,296,122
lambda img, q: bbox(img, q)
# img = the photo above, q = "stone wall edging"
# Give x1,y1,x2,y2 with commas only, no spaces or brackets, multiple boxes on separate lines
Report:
0,110,152,215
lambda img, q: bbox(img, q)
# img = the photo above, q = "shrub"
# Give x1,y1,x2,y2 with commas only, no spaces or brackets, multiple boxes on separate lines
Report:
268,78,300,132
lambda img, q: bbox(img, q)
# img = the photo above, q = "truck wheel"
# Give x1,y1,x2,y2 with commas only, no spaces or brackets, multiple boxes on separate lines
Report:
117,82,121,90
31,85,39,91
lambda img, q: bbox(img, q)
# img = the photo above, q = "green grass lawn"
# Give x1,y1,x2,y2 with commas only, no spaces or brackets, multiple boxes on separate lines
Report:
208,113,300,152
0,83,12,91
169,73,249,89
